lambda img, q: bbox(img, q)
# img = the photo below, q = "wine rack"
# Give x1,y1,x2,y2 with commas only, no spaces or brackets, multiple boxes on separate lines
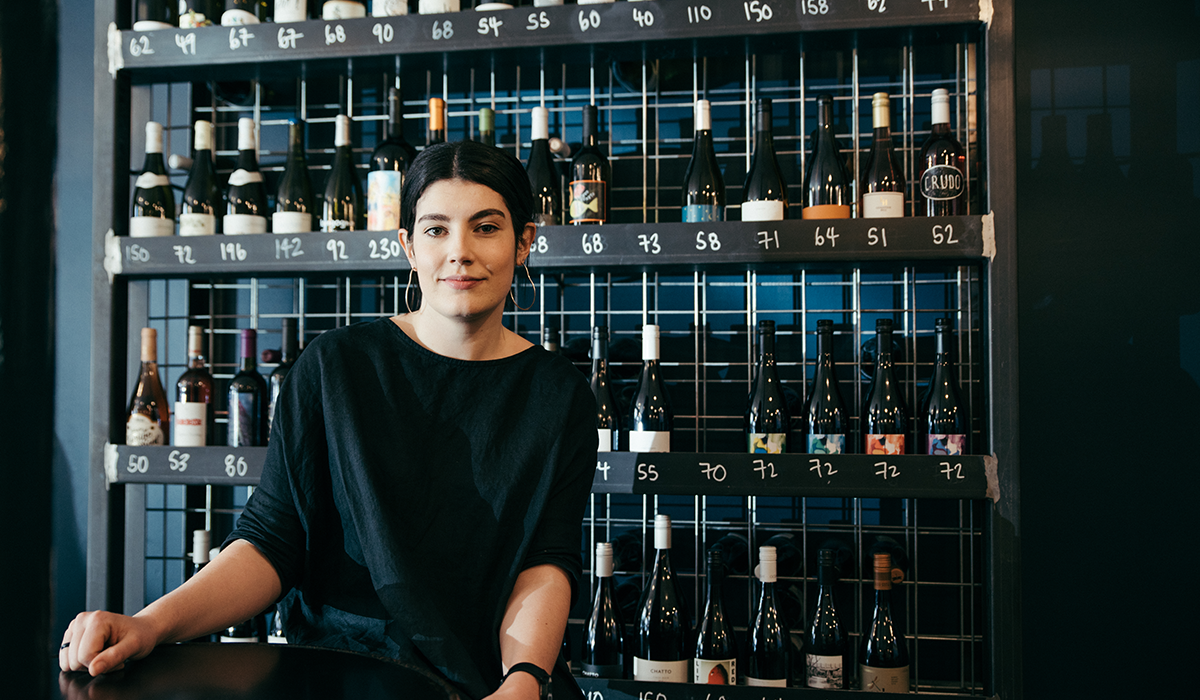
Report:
89,1,1019,698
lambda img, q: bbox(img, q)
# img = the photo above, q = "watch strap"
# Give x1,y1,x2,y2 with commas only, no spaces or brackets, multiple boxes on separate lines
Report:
503,662,550,700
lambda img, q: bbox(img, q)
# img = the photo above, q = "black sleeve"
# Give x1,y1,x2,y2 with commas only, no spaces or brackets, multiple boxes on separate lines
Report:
223,348,324,594
521,379,599,605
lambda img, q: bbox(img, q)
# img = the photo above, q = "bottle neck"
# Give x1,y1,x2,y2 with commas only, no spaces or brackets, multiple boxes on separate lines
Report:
188,353,206,369
143,151,166,173
387,98,403,141
873,126,894,144
817,563,836,590
235,148,258,170
930,121,953,137
591,336,608,375
757,329,776,363
754,127,775,157
874,330,893,371
816,329,833,364
705,563,723,601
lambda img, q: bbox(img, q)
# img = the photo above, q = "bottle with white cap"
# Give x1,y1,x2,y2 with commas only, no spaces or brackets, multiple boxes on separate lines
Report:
633,515,689,682
918,88,967,216
372,0,409,17
859,92,906,219
746,545,788,686
526,106,561,226
224,118,268,235
322,0,367,19
582,542,624,678
180,121,220,236
321,114,363,232
682,98,725,222
130,121,176,238
189,530,211,580
629,324,673,453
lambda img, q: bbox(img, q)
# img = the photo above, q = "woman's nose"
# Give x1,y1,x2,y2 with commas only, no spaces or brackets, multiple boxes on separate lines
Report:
445,228,473,264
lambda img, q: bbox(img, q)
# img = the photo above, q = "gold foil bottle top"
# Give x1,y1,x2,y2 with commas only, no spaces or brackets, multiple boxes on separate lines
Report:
140,327,158,363
871,92,891,130
429,98,446,131
873,552,893,590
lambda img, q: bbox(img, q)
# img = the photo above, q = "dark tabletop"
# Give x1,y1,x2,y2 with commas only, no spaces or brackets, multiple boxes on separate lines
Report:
55,643,467,700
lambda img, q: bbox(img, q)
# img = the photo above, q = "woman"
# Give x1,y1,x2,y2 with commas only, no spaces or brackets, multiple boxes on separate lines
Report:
61,141,598,700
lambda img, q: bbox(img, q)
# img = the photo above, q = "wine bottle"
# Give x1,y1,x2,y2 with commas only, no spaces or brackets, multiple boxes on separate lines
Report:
802,94,852,219
693,549,736,685
174,325,214,447
710,533,750,577
918,88,967,216
372,0,409,16
634,514,689,683
682,99,725,223
134,0,178,30
268,603,288,644
920,318,967,455
745,320,790,454
268,317,299,432
418,0,459,12
224,117,268,235
863,319,907,455
189,530,210,581
860,93,906,218
805,319,847,454
741,98,787,222
221,0,265,25
568,105,610,225
274,0,307,23
322,0,367,19
321,114,363,232
860,552,909,692
221,615,264,643
126,328,170,446
478,107,496,146
526,106,561,226
590,326,621,452
629,324,672,453
582,542,625,679
179,0,217,27
180,121,220,237
130,121,175,238
428,98,446,146
227,329,267,447
368,87,417,231
806,548,847,689
274,120,315,234
746,545,787,687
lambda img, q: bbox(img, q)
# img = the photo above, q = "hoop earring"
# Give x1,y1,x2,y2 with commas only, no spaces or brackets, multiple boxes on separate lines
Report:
405,268,418,314
509,263,538,312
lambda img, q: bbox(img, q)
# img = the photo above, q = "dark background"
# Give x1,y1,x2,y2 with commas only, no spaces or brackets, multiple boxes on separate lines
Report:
5,0,1195,696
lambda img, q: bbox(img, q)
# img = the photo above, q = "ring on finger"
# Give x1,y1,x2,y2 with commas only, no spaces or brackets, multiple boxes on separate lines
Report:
60,642,71,650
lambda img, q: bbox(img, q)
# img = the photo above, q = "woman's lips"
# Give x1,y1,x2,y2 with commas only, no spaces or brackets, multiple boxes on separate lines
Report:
441,276,484,290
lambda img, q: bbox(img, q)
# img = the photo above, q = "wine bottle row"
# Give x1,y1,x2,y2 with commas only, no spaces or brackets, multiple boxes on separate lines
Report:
583,515,909,692
125,321,300,447
187,529,288,643
589,318,969,457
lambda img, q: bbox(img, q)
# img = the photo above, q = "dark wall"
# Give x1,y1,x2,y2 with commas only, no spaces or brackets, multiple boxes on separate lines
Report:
1015,0,1199,696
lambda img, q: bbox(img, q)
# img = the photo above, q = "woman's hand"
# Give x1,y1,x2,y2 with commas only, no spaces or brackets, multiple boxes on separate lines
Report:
59,610,162,676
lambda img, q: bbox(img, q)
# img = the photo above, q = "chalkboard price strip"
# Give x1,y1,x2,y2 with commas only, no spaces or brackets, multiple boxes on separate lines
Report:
104,444,267,486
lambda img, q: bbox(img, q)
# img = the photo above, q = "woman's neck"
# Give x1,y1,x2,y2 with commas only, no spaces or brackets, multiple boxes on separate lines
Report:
392,308,531,361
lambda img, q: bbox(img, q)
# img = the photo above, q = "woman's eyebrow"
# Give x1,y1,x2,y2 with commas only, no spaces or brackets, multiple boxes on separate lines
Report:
470,208,507,221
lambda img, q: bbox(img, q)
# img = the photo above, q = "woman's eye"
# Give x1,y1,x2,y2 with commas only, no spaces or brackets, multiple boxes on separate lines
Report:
477,223,500,234
423,226,445,237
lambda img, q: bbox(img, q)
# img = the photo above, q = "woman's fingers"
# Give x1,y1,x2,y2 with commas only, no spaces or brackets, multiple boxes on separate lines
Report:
59,611,154,676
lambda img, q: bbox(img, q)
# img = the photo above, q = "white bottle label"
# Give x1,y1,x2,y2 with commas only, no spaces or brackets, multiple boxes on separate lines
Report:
694,658,736,685
133,20,173,31
135,172,170,189
418,0,459,12
129,216,175,238
127,413,165,446
272,211,312,234
534,0,564,6
228,169,263,187
741,200,785,222
179,212,216,236
274,0,307,22
219,635,258,643
746,676,787,687
628,430,669,452
597,428,612,452
862,191,905,218
806,653,843,689
373,0,409,15
860,664,909,693
224,214,268,235
323,0,367,19
173,401,207,447
633,657,688,683
267,634,288,644
221,9,260,25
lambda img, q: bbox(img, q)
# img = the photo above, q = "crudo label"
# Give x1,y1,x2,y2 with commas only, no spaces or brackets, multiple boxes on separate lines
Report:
224,214,267,235
323,0,367,19
694,658,736,685
801,203,851,219
928,434,966,456
127,413,164,446
173,401,207,447
129,216,174,238
228,169,264,187
135,172,170,189
808,433,845,454
272,211,312,234
367,171,403,230
860,664,909,693
628,430,669,453
806,653,843,689
866,434,905,455
632,657,688,682
597,428,612,452
749,432,786,454
568,180,606,224
741,200,785,221
862,192,905,218
746,676,787,687
683,204,724,223
921,165,964,200
179,212,216,237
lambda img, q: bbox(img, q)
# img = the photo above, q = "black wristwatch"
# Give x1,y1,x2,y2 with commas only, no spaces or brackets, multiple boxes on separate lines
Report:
503,662,550,700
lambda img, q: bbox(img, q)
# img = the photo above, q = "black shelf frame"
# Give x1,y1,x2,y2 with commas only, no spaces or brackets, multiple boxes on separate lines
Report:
575,677,981,700
88,2,1020,697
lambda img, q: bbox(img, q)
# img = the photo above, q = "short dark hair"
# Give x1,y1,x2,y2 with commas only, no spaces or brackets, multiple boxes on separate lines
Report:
401,140,534,256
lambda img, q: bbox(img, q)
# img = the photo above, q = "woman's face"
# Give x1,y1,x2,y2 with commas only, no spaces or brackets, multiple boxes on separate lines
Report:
399,178,532,324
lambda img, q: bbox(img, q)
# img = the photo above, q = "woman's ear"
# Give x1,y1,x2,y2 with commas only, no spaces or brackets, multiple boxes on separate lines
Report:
516,223,536,266
398,229,416,267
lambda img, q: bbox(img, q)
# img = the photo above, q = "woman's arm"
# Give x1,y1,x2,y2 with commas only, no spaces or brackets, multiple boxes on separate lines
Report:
60,540,282,676
488,563,572,700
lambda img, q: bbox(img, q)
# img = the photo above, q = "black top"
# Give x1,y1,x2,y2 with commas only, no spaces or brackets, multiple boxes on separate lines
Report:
227,319,598,699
